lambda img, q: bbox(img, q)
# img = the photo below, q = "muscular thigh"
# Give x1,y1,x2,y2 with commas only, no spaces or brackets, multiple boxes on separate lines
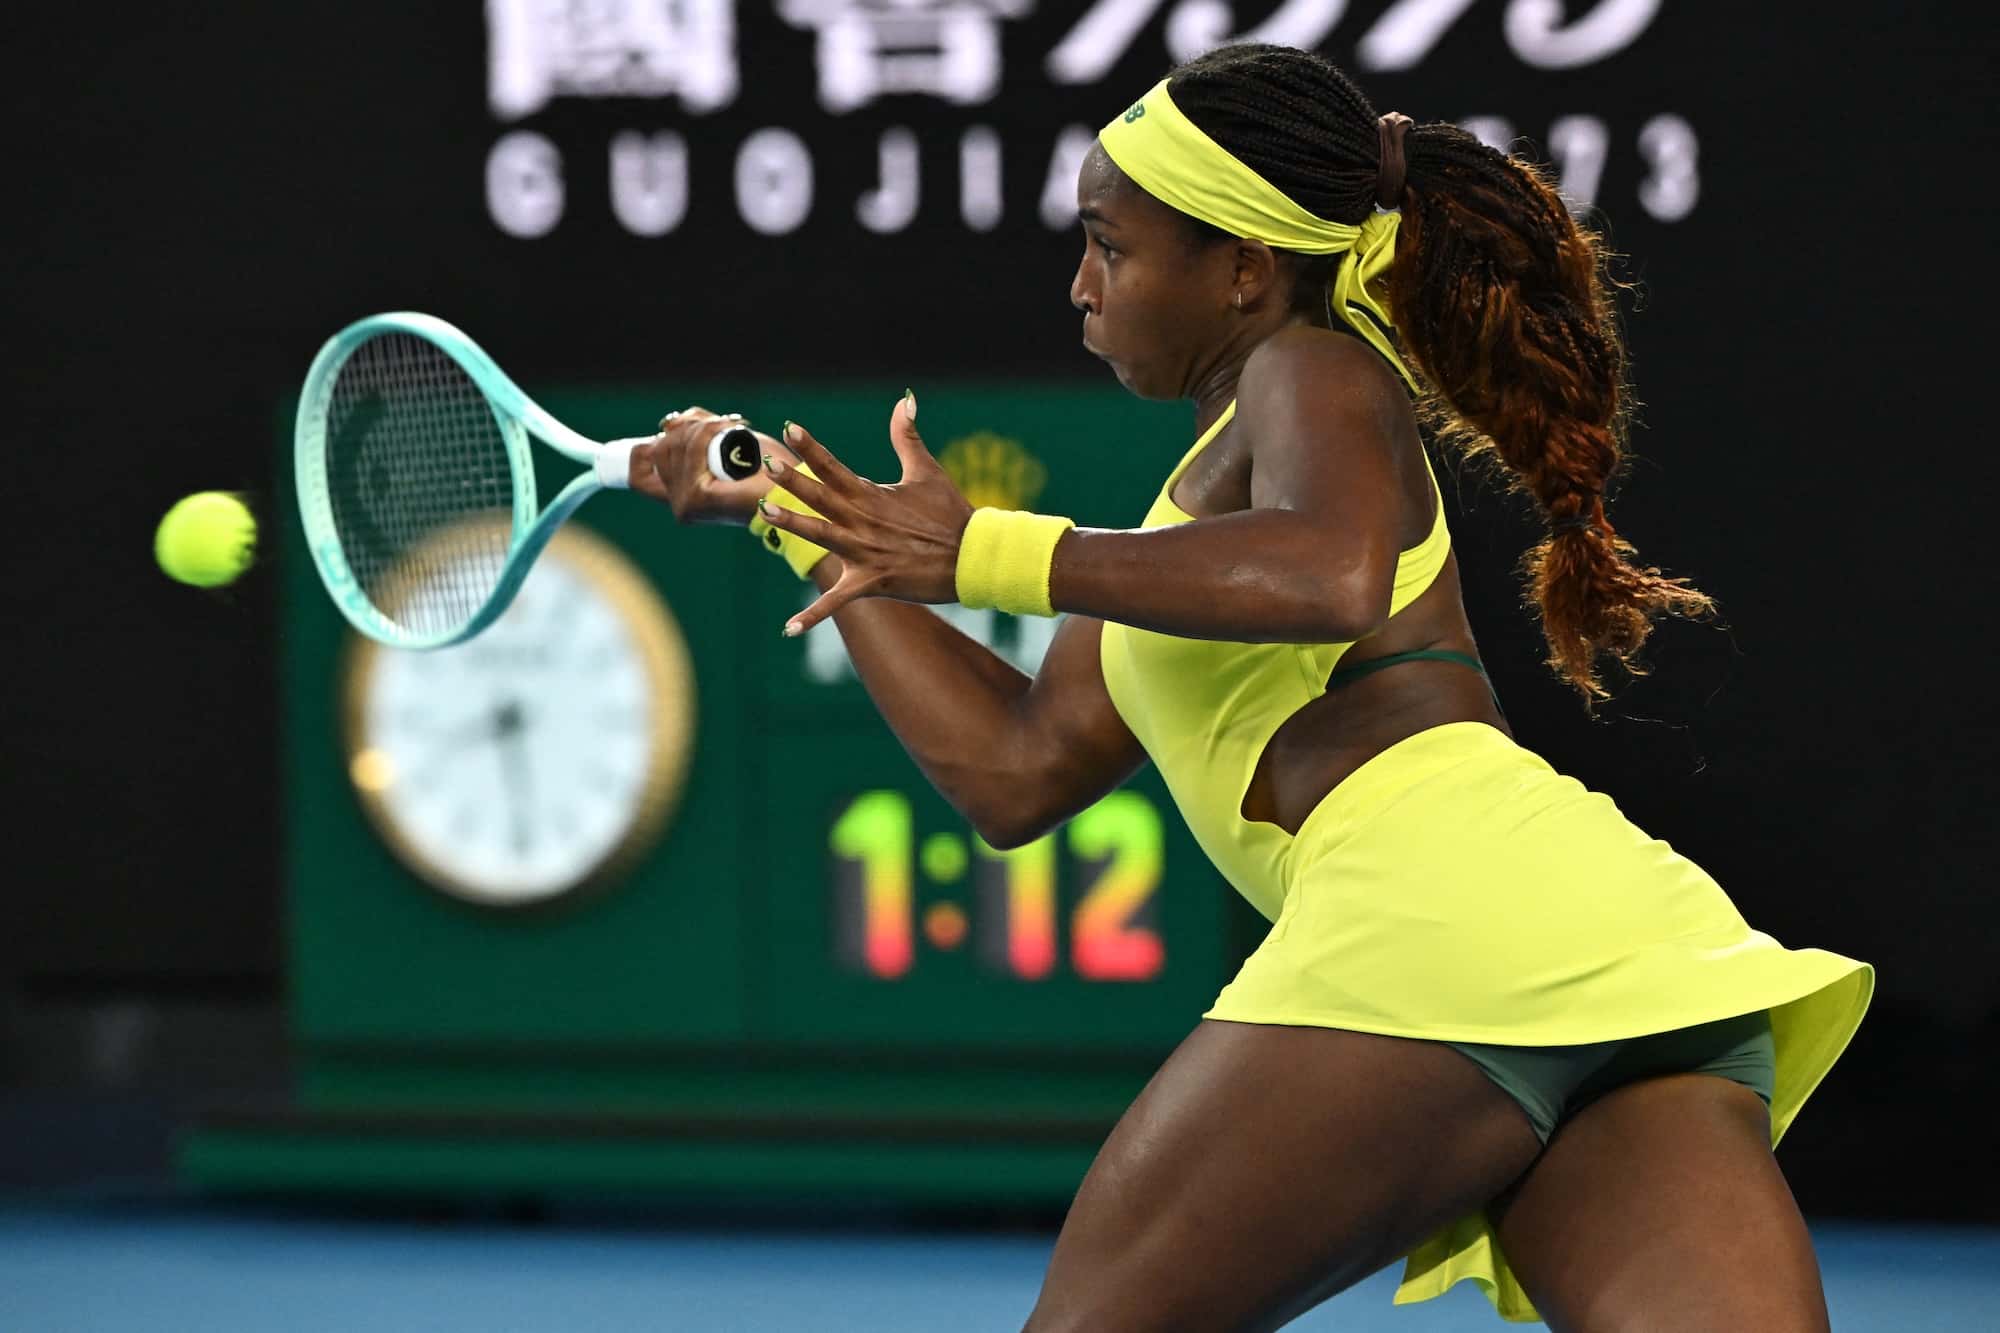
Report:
1024,1019,1541,1333
1493,1074,1829,1333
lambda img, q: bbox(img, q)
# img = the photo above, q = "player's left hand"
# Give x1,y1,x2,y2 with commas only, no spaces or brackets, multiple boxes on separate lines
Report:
760,392,973,637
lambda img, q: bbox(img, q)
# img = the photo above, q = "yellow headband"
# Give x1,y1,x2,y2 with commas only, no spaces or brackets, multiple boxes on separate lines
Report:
1098,79,1418,393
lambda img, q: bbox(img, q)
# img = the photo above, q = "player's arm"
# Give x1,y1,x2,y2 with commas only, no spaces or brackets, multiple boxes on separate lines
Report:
1052,335,1408,642
634,410,1144,850
805,578,1145,849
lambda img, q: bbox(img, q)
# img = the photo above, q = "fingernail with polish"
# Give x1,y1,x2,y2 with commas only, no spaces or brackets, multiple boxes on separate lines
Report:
783,420,799,442
903,388,917,420
757,498,773,518
783,621,803,638
763,452,781,477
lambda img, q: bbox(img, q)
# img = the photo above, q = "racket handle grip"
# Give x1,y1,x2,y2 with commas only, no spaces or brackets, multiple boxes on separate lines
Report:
708,426,763,482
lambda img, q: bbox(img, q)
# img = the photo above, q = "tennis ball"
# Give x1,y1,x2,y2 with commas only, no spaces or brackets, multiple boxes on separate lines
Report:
155,491,257,588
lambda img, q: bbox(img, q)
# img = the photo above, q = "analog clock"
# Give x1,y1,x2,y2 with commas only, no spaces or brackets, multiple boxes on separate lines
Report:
340,522,695,908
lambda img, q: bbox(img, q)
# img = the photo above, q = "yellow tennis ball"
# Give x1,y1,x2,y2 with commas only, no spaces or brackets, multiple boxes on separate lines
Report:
155,491,258,588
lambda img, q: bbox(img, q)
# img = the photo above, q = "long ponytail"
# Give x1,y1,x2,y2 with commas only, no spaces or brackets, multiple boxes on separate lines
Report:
1389,125,1712,699
1168,44,1713,701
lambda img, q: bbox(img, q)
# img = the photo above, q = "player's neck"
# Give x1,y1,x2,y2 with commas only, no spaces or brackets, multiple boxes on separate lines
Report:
1189,311,1318,436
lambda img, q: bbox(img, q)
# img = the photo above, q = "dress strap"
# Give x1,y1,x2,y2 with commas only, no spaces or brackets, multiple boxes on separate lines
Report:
1162,400,1237,495
1326,649,1501,710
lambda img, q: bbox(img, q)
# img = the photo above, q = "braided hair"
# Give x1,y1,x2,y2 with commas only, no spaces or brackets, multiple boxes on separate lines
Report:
1169,43,1712,701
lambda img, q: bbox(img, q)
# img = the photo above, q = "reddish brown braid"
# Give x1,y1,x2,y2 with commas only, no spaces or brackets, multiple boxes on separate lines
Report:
1169,43,1713,699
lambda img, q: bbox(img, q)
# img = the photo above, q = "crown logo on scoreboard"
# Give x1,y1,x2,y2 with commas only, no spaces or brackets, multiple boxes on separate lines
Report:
938,431,1046,513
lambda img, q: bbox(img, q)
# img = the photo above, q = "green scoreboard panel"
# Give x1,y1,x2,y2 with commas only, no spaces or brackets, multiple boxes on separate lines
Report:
182,381,1266,1204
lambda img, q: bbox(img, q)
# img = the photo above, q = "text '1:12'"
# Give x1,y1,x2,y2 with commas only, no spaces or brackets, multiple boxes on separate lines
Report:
829,789,1167,983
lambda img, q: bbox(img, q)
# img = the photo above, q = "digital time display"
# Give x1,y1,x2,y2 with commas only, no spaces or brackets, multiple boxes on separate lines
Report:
829,789,1167,984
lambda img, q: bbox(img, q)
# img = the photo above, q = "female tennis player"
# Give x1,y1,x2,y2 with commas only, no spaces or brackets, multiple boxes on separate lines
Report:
634,44,1871,1333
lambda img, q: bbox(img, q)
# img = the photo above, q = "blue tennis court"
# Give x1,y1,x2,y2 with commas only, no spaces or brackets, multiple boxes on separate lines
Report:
3,1203,1992,1330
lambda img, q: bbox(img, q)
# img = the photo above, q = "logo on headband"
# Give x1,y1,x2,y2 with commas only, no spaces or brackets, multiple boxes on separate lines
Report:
1122,101,1146,123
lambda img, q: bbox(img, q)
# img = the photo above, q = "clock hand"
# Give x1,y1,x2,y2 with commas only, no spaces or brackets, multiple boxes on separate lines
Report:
401,708,506,792
494,699,535,858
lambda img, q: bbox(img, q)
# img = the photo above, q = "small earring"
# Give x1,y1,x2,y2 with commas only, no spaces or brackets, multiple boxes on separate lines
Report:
1234,292,1243,309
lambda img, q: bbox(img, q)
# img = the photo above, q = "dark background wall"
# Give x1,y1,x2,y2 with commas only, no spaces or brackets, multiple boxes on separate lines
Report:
5,2,1995,1215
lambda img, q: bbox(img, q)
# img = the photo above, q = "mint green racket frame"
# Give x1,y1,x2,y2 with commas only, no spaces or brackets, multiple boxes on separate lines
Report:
295,312,641,649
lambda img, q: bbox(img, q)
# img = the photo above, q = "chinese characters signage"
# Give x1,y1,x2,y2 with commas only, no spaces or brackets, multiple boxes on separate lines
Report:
483,2,1694,239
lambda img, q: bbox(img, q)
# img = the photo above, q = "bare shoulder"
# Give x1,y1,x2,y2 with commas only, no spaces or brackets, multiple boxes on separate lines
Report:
1236,327,1409,465
1240,326,1416,520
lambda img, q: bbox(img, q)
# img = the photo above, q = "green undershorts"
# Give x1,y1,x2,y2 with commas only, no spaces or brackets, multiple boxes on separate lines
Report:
1446,1010,1776,1144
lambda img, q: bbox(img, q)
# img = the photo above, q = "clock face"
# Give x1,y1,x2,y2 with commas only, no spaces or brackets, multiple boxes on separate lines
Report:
344,524,694,907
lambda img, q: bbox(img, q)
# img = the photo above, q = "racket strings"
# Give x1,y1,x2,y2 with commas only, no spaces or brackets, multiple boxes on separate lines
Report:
324,333,516,636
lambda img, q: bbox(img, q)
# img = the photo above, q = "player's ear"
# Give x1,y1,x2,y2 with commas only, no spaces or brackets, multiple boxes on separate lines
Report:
1231,238,1280,311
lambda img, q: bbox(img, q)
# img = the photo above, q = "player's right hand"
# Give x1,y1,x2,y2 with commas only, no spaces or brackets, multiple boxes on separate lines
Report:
627,406,791,526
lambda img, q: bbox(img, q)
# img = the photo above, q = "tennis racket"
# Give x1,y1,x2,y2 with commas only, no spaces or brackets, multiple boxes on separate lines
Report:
295,311,760,649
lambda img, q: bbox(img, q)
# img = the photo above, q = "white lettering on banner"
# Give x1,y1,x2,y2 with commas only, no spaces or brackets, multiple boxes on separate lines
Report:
1044,0,1158,84
1459,116,1518,154
486,3,1695,237
611,131,691,235
487,0,739,120
736,128,815,234
527,117,1704,238
1356,0,1477,70
960,126,1004,231
1166,0,1349,64
1051,0,1655,80
859,128,923,232
1460,114,1698,219
1040,125,1097,229
487,131,566,237
1547,114,1608,209
779,0,1034,115
1637,114,1699,222
1504,0,1660,71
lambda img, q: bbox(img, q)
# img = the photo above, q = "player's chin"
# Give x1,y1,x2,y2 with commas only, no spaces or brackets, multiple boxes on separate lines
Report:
1087,344,1138,393
1106,358,1177,401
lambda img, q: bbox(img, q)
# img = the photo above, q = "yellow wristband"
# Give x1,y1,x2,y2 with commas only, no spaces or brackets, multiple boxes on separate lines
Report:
955,509,1075,618
747,462,829,580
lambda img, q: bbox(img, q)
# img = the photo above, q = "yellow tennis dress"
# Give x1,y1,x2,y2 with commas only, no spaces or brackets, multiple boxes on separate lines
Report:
1097,403,1874,1322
